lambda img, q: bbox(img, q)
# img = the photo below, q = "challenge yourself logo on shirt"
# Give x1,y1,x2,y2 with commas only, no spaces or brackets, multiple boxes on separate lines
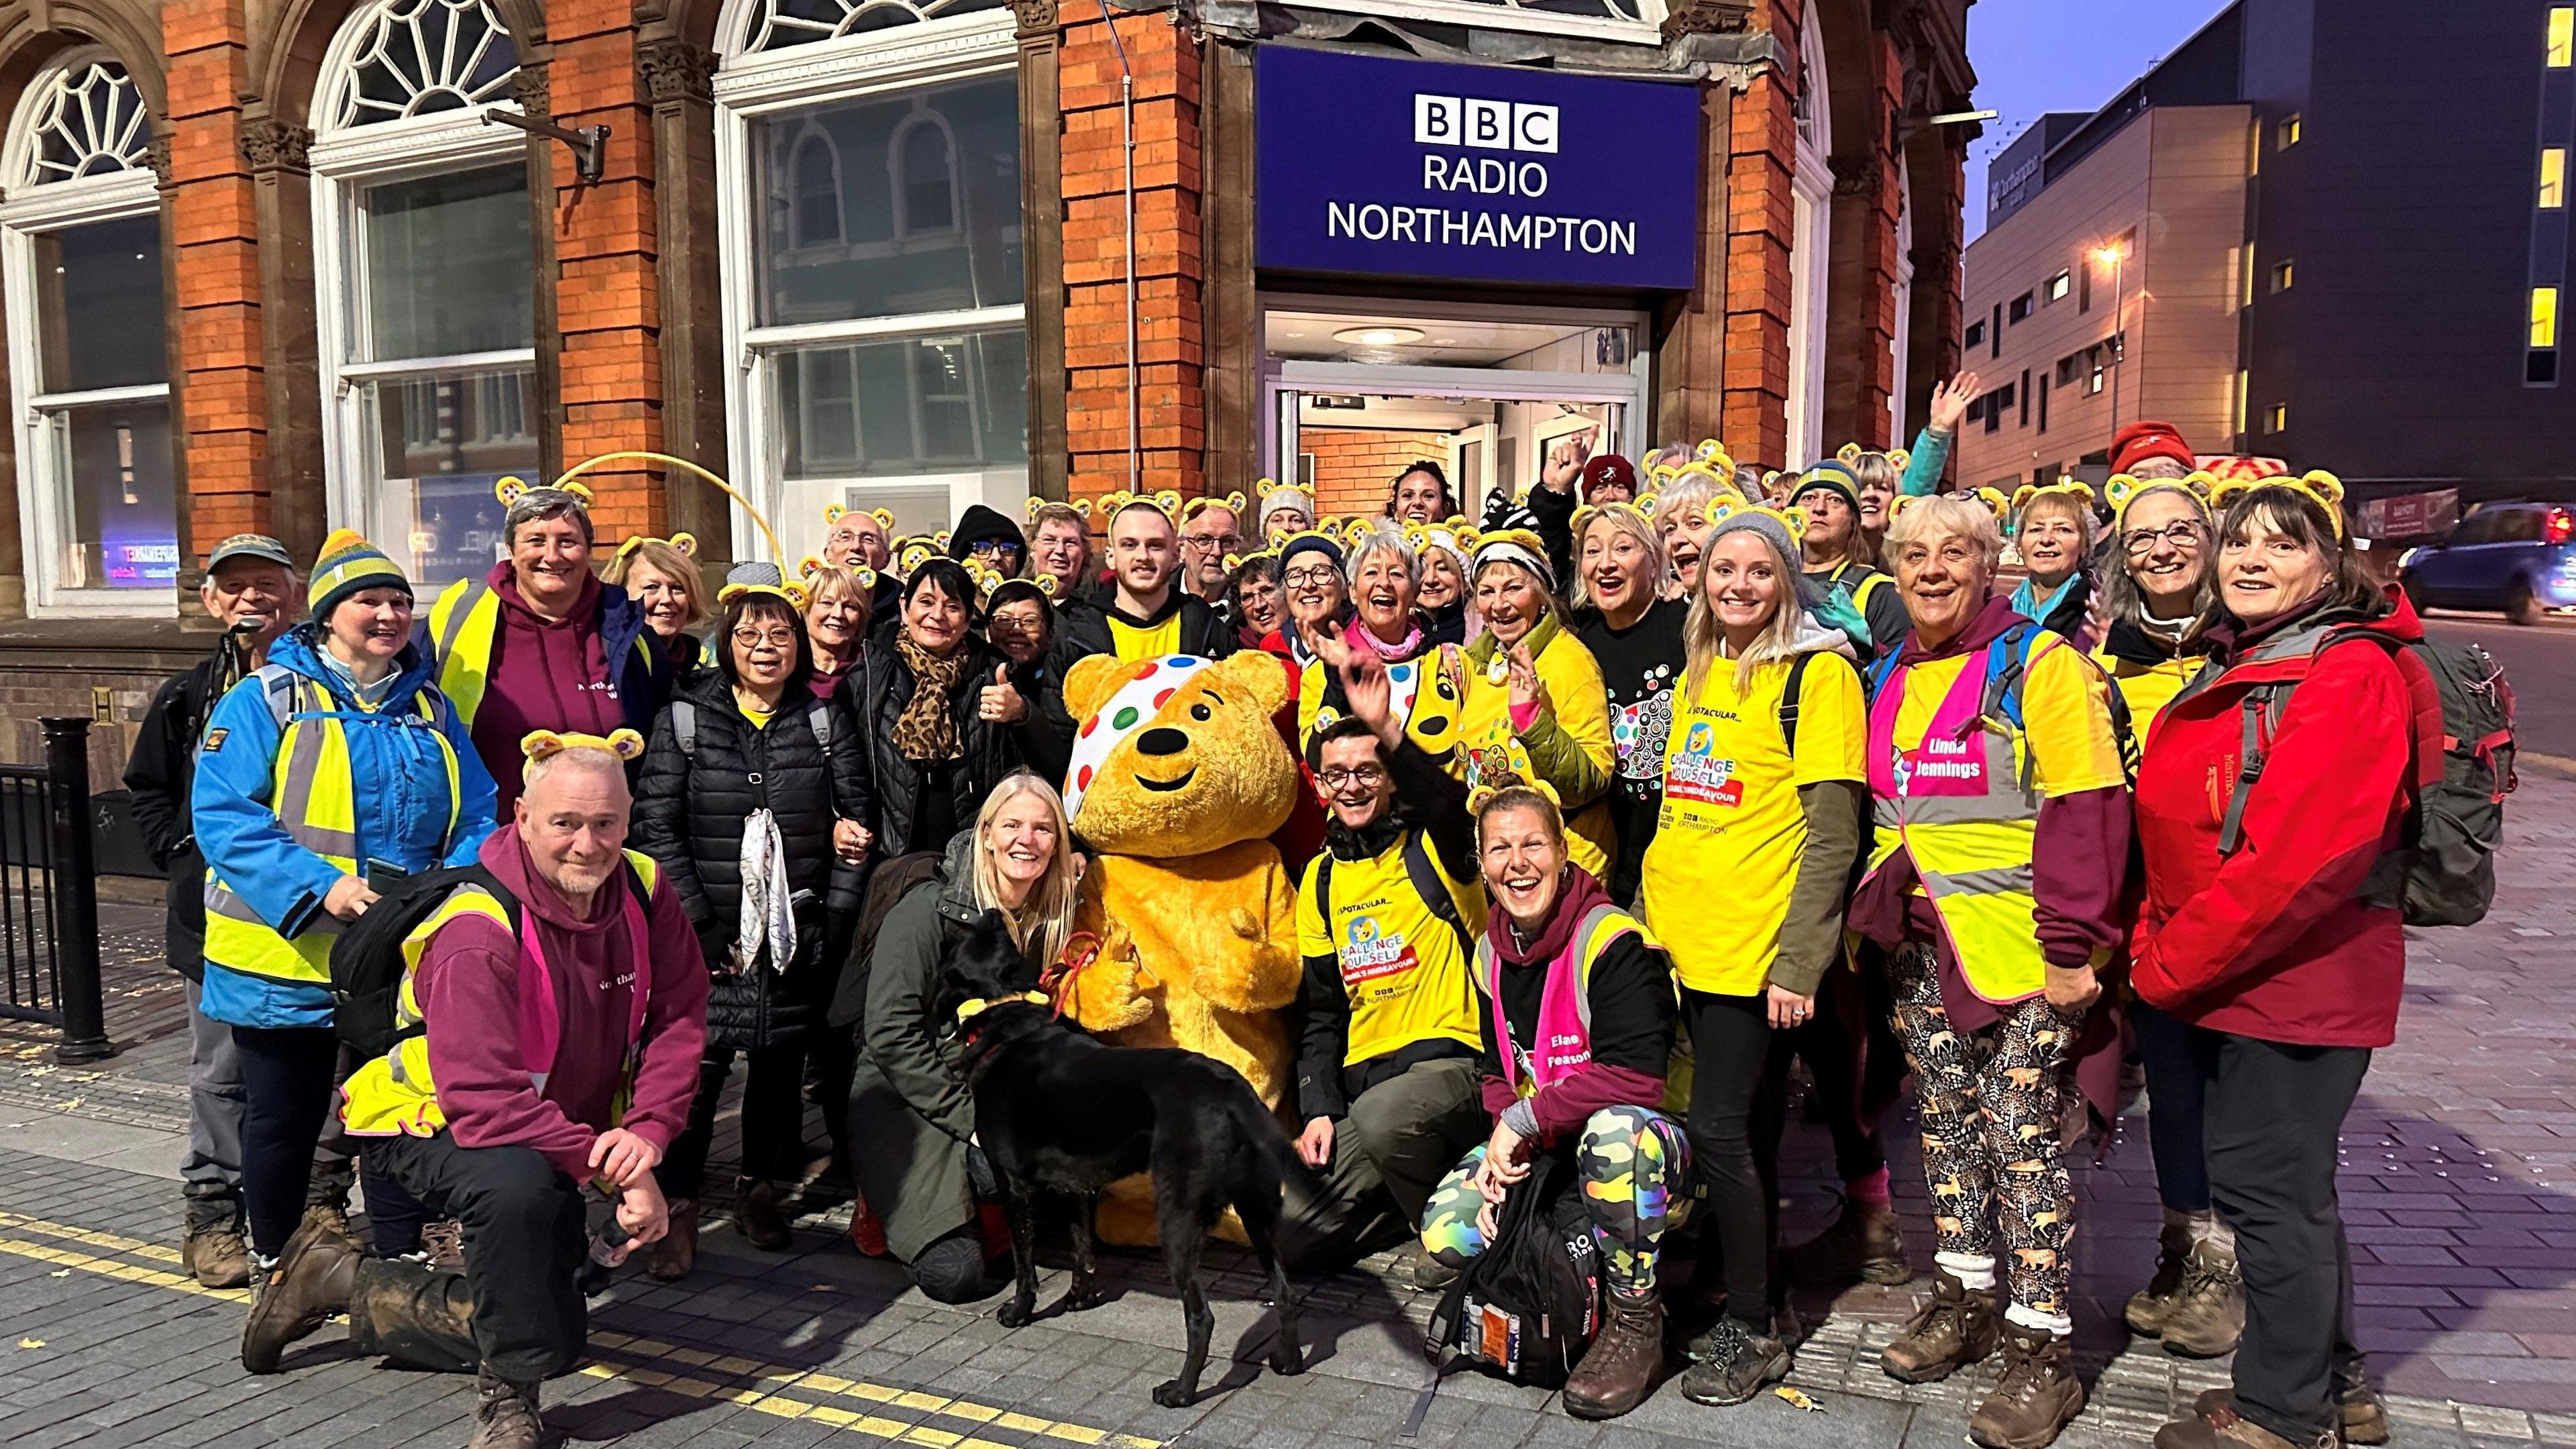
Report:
1664,718,1743,808
1341,914,1423,985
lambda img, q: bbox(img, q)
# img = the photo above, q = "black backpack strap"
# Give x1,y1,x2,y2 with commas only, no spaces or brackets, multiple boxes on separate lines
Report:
1314,851,1334,930
1777,652,1815,756
1399,832,1473,960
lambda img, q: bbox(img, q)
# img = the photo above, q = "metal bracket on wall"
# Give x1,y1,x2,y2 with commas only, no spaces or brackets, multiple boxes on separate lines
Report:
480,109,610,184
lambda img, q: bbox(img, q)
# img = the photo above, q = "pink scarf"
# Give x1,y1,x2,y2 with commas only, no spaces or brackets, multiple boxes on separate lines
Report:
1348,619,1424,663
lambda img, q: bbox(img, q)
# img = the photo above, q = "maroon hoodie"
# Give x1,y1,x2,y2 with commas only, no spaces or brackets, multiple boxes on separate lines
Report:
470,562,626,812
417,830,708,1180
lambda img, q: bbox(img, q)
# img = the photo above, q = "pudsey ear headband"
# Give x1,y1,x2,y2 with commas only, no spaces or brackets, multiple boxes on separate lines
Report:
522,728,645,763
1181,492,1248,523
1465,775,1563,816
1888,488,2012,525
2206,468,2347,538
797,555,878,591
495,477,594,508
2012,478,2096,513
1025,497,1095,521
1101,488,1183,523
718,579,812,610
824,504,897,531
2104,472,2217,527
612,532,697,564
1835,439,1914,474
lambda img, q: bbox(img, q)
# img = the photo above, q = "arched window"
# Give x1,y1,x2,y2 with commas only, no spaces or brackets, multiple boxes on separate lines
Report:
1,52,176,614
893,112,958,235
716,0,1028,558
310,0,537,593
793,133,845,246
1785,4,1835,469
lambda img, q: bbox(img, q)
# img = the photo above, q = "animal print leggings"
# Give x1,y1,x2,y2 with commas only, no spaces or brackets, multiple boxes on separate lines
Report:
1418,1106,1690,1299
1888,943,2082,1320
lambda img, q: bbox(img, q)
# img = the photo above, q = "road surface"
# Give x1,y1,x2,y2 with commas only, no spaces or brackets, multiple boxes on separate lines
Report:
2422,612,2576,769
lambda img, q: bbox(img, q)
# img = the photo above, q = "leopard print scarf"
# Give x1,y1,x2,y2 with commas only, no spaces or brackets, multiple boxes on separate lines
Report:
892,633,968,763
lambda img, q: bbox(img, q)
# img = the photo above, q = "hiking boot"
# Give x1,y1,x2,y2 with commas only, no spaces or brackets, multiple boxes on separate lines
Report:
421,1219,466,1270
1969,1320,2086,1449
1783,1197,1913,1288
470,1366,545,1449
299,1200,352,1241
1677,1316,1790,1407
2160,1392,2333,1449
2192,1387,2382,1447
1880,1271,1999,1384
182,1197,250,1289
2125,1220,2194,1337
649,1199,699,1281
348,1255,478,1374
2337,1377,2392,1446
1405,1242,1458,1293
1562,1291,1664,1421
739,1179,791,1252
2159,1241,2244,1358
239,1212,361,1373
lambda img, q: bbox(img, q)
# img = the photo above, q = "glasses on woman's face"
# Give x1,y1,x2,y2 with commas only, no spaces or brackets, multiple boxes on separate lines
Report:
733,628,798,649
1283,564,1339,588
2123,520,2206,555
1317,764,1387,790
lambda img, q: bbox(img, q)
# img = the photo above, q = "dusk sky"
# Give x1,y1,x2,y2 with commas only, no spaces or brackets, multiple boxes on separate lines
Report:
1962,0,2235,239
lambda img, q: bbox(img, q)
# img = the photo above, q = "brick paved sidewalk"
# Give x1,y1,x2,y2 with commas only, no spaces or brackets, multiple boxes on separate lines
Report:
4,779,2575,1447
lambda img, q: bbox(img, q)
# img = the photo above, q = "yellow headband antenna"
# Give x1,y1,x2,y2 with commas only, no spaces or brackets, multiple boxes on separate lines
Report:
549,452,787,570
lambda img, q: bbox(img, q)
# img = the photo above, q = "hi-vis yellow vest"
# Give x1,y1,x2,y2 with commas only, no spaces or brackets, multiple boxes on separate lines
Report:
202,672,463,988
339,851,659,1140
429,578,505,728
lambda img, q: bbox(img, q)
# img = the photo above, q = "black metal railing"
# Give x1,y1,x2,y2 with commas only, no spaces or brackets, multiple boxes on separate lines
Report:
0,719,115,1061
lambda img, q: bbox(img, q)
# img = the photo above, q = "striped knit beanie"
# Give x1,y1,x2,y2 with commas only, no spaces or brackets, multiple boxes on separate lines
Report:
307,529,411,623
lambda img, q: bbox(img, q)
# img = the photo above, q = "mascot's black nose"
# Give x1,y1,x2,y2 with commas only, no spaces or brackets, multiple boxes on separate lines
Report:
1135,727,1190,757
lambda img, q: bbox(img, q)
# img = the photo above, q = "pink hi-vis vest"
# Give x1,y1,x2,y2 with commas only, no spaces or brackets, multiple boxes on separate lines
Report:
1477,902,1643,1099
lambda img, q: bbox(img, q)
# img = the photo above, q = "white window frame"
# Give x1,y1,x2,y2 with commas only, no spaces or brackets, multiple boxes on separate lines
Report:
1785,3,1834,470
714,0,1027,564
1888,164,1915,445
308,0,535,586
0,50,174,616
1281,0,1663,47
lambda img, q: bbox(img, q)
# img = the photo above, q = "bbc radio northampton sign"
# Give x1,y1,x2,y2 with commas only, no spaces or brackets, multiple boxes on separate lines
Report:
1255,46,1701,290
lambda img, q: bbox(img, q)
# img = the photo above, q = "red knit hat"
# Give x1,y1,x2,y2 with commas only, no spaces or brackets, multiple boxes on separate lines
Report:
2110,421,2196,475
1581,453,1639,499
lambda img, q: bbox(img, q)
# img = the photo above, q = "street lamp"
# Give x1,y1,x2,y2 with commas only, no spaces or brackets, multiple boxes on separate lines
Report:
2092,241,2129,443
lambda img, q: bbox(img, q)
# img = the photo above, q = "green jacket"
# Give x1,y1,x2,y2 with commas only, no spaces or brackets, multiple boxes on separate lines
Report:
849,831,985,1261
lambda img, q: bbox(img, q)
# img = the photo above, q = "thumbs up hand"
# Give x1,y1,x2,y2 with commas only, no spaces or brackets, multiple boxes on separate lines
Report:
979,661,1028,723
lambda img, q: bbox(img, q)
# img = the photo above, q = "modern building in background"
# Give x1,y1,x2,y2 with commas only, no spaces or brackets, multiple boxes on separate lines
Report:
1957,1,2576,501
0,0,1974,779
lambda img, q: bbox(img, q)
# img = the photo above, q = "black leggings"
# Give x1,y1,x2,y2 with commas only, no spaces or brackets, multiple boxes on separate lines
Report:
1681,989,1784,1326
234,1024,341,1258
659,1043,813,1195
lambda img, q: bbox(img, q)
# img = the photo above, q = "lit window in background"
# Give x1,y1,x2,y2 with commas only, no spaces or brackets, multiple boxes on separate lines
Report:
2543,148,2567,209
2534,288,2562,350
2277,114,2302,149
2553,7,2574,66
2266,404,2288,435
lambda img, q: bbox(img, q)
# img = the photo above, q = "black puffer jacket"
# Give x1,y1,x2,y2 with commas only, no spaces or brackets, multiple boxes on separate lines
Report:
840,634,1031,857
633,672,869,1051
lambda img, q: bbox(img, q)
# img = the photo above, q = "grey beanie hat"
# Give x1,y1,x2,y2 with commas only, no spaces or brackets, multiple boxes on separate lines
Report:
1705,504,1799,566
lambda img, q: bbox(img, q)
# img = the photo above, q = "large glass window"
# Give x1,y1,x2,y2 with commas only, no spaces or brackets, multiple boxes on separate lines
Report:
311,0,533,594
720,5,1029,557
2,55,176,614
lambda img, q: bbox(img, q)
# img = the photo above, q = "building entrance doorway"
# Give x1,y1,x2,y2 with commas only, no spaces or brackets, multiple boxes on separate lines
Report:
1259,297,1650,521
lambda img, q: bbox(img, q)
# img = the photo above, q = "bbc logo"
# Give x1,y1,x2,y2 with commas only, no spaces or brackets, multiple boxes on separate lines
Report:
1414,95,1560,154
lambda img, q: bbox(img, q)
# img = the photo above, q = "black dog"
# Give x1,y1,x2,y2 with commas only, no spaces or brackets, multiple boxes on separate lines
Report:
940,910,1305,1407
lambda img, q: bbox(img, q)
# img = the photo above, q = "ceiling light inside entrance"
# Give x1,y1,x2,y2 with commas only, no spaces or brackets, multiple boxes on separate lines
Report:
1333,326,1426,347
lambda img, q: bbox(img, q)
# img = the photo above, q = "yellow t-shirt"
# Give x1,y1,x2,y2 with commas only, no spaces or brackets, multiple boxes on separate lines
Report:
1106,612,1185,662
2095,645,2200,739
1640,651,1866,996
741,706,775,731
1295,835,1487,1067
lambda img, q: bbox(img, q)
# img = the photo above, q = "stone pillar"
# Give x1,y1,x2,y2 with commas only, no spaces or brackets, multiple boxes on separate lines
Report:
1015,0,1071,502
1821,31,1903,451
241,117,327,568
637,38,729,555
1058,1,1203,505
1720,61,1795,467
543,5,667,544
162,0,268,558
1652,1,1754,450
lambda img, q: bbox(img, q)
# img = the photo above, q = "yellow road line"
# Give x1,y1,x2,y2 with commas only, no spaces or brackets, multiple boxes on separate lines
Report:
0,1210,1161,1449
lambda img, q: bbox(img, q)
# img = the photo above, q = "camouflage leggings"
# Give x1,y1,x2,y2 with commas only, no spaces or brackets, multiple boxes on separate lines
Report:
1419,1106,1690,1299
1888,943,2082,1318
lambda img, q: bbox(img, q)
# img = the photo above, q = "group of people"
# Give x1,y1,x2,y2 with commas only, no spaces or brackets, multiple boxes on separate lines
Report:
118,386,2419,1449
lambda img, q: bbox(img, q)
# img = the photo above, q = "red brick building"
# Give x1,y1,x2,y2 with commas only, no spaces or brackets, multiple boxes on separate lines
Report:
0,0,1972,777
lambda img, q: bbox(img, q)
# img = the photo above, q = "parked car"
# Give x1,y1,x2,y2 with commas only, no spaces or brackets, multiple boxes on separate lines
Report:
2398,502,2576,625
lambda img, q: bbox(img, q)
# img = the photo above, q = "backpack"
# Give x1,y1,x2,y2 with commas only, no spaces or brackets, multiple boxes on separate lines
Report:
1866,619,2139,784
825,849,949,1030
1416,1151,1600,1408
671,696,833,756
327,861,647,1061
2216,631,2514,927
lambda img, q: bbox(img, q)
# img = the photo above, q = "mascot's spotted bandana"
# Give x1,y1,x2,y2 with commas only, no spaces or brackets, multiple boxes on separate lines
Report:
1063,655,1214,824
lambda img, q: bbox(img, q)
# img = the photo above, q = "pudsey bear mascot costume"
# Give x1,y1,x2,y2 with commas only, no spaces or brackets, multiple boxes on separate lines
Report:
1057,650,1303,1244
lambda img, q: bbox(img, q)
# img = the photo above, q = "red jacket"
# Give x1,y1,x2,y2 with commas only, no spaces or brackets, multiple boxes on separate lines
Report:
2129,591,2435,1047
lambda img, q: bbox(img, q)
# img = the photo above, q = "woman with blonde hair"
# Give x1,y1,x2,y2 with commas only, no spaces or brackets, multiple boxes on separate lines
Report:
1636,503,1866,1407
606,535,708,672
1445,531,1618,883
800,561,875,699
2009,483,2100,642
1567,503,1686,904
839,769,1082,1303
1850,492,2130,1449
1652,473,1731,600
